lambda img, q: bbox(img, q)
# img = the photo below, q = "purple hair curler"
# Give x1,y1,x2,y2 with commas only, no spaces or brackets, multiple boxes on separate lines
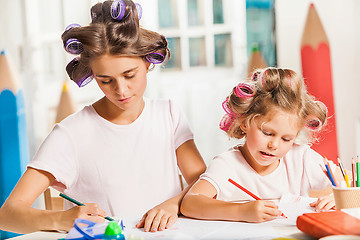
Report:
65,38,84,55
135,3,142,20
145,52,165,64
111,0,127,20
234,83,255,98
65,23,81,31
76,73,93,88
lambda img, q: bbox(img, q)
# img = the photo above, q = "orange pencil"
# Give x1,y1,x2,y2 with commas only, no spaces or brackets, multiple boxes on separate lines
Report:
319,164,331,182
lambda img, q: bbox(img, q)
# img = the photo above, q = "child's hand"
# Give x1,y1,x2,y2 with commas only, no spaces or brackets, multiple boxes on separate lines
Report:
309,194,335,212
136,199,178,232
60,203,106,231
239,200,282,223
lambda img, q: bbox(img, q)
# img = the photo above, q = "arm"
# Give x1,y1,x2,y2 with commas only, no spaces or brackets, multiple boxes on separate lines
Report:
136,139,206,232
181,179,282,223
0,168,106,233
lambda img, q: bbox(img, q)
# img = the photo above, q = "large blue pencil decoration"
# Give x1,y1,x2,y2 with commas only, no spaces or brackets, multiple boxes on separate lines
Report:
0,50,29,239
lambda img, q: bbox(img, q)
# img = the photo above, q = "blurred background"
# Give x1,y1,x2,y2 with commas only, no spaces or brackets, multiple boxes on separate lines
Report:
0,0,360,208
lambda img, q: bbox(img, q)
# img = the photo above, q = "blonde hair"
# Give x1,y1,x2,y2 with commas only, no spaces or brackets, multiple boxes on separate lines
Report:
222,67,328,145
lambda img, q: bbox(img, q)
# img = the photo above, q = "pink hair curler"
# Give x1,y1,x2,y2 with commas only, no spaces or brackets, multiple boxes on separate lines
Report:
305,117,322,131
234,83,255,98
219,114,233,132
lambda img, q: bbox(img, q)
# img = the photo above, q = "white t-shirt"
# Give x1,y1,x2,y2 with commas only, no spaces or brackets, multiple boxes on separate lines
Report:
29,98,193,218
200,144,331,201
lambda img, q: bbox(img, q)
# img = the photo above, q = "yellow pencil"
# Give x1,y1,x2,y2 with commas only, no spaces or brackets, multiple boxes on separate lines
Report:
344,169,351,188
337,157,350,187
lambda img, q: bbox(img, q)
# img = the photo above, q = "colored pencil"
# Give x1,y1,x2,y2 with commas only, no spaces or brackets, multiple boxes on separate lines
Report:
247,44,267,78
59,193,115,221
300,3,339,162
228,178,287,218
55,81,77,123
337,157,350,187
344,169,351,188
357,157,360,187
0,50,30,238
319,164,331,183
323,158,337,187
352,157,356,187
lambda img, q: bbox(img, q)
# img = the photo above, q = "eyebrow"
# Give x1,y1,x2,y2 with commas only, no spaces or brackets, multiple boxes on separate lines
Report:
261,126,297,138
95,67,139,78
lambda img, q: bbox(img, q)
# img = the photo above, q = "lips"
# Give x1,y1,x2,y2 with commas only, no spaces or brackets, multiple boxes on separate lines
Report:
118,97,131,102
260,151,275,157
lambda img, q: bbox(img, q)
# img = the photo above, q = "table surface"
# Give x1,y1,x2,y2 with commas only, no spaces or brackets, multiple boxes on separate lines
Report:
9,216,313,240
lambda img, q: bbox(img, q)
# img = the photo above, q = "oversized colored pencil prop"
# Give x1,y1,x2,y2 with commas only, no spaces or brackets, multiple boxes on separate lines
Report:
300,3,339,163
0,50,30,238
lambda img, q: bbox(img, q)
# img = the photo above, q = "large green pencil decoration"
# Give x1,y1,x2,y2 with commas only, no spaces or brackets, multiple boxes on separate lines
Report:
0,50,29,239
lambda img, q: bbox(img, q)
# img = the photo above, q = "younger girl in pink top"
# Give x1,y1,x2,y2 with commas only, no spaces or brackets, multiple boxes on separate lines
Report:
181,67,335,223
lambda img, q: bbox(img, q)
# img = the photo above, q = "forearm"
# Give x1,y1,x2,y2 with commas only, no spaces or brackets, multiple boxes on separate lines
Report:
180,194,243,221
0,200,62,234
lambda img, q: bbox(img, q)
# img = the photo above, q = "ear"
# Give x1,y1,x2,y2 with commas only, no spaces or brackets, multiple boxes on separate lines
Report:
239,120,248,133
145,61,151,71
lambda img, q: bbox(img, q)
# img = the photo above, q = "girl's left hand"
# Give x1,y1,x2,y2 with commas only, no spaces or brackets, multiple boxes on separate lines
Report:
309,194,336,212
136,199,178,232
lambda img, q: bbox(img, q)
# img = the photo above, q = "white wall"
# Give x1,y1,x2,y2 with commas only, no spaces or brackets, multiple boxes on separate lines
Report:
276,0,360,169
1,0,359,169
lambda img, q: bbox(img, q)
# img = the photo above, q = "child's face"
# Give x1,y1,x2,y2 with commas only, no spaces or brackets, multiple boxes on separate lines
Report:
90,54,150,112
241,110,301,175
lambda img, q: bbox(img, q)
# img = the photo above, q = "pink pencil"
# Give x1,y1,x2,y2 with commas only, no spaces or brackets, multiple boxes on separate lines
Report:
228,178,287,218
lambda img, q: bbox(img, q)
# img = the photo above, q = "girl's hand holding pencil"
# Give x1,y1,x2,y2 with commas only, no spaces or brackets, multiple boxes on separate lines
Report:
59,193,111,231
228,178,286,222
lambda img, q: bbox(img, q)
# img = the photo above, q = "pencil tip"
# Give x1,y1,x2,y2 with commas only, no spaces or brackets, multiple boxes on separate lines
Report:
0,50,5,55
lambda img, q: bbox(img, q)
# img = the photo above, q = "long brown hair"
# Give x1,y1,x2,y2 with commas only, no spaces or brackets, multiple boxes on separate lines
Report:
61,0,170,86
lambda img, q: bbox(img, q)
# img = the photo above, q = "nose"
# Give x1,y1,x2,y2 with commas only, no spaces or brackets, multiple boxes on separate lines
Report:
114,78,127,95
268,138,279,150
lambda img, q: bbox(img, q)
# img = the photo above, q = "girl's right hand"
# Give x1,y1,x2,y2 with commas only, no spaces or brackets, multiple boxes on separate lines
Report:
239,200,282,223
59,203,106,231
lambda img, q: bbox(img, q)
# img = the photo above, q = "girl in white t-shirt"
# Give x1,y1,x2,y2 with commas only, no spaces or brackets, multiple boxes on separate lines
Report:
0,0,206,234
181,67,335,223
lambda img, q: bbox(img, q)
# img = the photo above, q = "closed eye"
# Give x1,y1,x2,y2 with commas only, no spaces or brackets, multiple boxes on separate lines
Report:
124,75,135,79
262,130,272,136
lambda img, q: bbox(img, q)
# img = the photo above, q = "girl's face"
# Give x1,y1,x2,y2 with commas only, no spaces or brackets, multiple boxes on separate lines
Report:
90,54,150,112
240,110,302,175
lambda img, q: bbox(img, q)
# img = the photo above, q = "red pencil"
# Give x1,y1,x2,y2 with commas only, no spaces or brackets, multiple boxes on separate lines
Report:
352,157,356,187
228,178,287,218
319,164,331,182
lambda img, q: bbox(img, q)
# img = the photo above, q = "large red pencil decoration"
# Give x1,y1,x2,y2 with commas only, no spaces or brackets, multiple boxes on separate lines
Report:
300,3,338,163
